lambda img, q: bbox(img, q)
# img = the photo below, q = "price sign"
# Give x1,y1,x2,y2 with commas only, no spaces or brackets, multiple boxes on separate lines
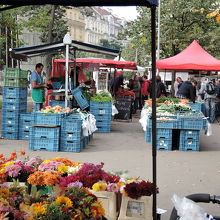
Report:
126,201,144,217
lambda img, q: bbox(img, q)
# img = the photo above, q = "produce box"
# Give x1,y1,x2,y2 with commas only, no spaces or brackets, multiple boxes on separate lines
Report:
4,68,28,78
3,87,28,99
34,113,66,126
4,77,28,87
72,88,89,110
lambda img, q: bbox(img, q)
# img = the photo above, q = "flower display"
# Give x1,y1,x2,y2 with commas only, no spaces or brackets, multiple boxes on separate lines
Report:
92,182,107,191
55,196,73,208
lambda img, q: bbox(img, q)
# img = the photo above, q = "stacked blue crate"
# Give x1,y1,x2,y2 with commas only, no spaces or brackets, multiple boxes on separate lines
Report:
179,130,200,151
2,87,28,139
72,88,89,110
19,113,34,140
90,101,112,133
60,114,83,152
29,126,60,152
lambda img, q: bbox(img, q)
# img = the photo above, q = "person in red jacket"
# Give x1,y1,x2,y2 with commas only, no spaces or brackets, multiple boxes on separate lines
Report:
141,75,150,106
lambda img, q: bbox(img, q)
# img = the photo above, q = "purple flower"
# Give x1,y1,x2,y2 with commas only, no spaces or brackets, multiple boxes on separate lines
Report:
67,181,83,188
107,183,119,192
26,157,41,167
23,165,33,173
6,164,22,177
38,161,63,172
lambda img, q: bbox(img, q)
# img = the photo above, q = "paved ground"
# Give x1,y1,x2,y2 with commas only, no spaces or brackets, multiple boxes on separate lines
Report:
1,108,220,219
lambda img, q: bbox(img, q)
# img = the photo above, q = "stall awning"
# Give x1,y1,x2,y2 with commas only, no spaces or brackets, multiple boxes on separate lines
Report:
10,40,120,60
1,0,158,8
157,40,220,71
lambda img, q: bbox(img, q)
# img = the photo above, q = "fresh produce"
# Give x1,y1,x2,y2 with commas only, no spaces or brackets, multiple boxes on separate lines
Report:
90,91,113,102
39,106,76,114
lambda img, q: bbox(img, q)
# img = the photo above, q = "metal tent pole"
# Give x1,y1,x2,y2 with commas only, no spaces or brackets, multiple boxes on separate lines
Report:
65,44,69,108
151,6,157,220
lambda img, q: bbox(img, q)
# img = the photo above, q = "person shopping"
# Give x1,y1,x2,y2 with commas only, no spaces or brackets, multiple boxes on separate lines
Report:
31,63,48,112
132,75,140,114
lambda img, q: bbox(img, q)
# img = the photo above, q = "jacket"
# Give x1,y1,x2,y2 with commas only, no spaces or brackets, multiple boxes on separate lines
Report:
148,81,167,98
177,81,195,102
141,80,150,96
133,81,140,98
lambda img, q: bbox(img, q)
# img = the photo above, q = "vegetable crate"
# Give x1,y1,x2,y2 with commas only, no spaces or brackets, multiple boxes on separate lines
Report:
3,77,28,87
34,113,66,126
96,119,111,127
3,87,27,99
147,118,178,129
90,108,112,116
179,130,200,151
189,102,203,112
2,109,26,118
19,113,34,140
52,81,65,90
157,137,172,151
3,68,28,78
49,100,73,109
61,117,82,132
29,137,60,152
61,130,82,142
2,101,27,111
177,114,204,130
30,126,60,139
2,131,18,140
95,125,111,133
3,97,27,104
90,101,112,109
19,130,31,140
72,88,89,110
60,139,83,152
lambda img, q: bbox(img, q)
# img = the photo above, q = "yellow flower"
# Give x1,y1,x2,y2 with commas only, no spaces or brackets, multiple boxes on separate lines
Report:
57,165,68,173
31,203,46,216
4,161,15,167
92,182,107,191
206,10,219,18
0,188,9,198
216,15,220,23
42,160,51,163
55,196,73,208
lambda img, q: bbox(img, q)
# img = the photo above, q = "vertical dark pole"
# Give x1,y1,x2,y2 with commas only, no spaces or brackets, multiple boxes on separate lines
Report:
73,49,76,88
151,6,157,220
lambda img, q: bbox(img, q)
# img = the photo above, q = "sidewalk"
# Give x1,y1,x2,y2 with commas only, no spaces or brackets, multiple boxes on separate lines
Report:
0,112,220,219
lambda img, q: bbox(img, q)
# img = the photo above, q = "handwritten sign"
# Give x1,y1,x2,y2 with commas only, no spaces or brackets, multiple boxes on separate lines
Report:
126,201,144,217
114,98,132,120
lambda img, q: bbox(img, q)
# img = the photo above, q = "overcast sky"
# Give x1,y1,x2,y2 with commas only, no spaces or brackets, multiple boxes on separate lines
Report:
104,6,138,21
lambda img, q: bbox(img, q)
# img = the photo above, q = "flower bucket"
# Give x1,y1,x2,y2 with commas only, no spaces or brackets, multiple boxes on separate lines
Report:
118,195,152,220
90,190,118,220
32,185,53,195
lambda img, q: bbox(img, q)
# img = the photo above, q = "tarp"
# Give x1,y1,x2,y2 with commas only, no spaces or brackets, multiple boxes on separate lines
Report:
156,40,220,71
1,0,158,7
10,40,120,59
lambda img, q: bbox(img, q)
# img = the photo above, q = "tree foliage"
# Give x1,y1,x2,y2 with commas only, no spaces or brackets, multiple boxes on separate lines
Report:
119,0,220,65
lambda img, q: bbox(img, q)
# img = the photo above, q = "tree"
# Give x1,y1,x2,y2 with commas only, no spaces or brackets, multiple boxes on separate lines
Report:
99,39,122,50
120,0,220,63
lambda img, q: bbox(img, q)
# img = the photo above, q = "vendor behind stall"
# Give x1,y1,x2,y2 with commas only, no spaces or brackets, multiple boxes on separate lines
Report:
31,63,48,112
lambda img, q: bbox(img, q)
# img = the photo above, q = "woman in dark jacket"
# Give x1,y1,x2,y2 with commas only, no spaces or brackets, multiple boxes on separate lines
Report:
148,75,167,98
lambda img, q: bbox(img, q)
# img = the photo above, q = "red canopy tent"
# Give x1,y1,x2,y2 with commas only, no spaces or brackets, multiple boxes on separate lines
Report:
156,40,220,71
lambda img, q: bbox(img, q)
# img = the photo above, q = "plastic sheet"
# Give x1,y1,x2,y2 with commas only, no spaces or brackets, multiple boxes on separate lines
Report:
171,194,208,220
112,104,118,116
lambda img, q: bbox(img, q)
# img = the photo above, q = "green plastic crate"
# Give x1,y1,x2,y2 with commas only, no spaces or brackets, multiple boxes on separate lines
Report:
3,77,28,87
4,68,28,78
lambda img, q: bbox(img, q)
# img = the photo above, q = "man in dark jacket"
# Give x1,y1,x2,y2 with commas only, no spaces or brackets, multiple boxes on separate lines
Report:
148,75,167,98
176,77,196,102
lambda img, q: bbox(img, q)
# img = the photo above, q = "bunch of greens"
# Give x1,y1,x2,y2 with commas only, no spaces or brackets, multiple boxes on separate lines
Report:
90,91,113,102
157,97,180,104
157,104,191,114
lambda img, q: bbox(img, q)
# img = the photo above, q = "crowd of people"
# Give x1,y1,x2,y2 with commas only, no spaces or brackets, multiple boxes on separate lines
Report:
111,73,220,123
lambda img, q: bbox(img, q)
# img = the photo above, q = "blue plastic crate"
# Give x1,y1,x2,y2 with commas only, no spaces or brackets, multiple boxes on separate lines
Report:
67,113,82,119
34,113,66,126
19,130,30,140
3,97,27,103
60,139,82,152
178,115,204,130
157,137,172,151
2,101,27,111
61,130,82,141
20,113,34,121
179,130,200,142
19,113,34,131
145,128,151,143
30,126,60,139
96,125,111,133
93,114,112,121
90,108,112,116
49,100,73,109
61,118,82,132
29,137,59,152
52,81,65,90
147,118,178,129
179,138,200,151
90,101,112,109
2,110,26,119
189,102,202,112
2,131,18,140
2,124,19,133
203,118,208,130
2,116,20,126
3,87,27,99
72,88,89,110
96,119,111,127
144,128,172,143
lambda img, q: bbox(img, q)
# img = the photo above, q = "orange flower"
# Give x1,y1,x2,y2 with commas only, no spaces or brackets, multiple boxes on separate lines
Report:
50,157,78,167
0,154,3,158
20,151,26,156
44,172,60,186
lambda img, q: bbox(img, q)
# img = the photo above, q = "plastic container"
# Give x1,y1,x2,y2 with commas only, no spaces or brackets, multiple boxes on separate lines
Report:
90,101,112,109
30,126,60,139
3,78,28,87
2,131,18,140
19,130,30,140
96,119,111,127
189,102,203,112
2,116,20,126
3,87,28,99
52,81,65,90
72,88,89,110
61,118,82,132
2,102,27,111
93,114,112,121
147,118,178,129
4,68,28,78
3,97,27,103
96,125,111,133
29,137,59,152
179,130,200,141
157,137,172,151
2,109,26,118
2,123,19,133
60,139,83,152
34,113,66,126
90,108,112,116
178,114,204,130
179,138,200,151
61,130,82,141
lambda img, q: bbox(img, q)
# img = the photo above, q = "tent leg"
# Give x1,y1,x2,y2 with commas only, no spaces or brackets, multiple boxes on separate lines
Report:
65,44,69,108
151,6,157,220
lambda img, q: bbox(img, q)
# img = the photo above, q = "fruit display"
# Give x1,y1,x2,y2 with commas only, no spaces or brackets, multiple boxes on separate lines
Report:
39,106,78,114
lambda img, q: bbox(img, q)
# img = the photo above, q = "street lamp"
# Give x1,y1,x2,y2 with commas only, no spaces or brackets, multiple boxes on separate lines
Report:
63,33,72,108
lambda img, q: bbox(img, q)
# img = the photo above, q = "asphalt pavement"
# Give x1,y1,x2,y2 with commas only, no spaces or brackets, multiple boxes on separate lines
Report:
0,108,220,219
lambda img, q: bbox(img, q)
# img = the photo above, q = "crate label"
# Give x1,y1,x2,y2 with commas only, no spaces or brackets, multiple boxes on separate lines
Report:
126,201,144,217
8,121,12,124
99,110,105,114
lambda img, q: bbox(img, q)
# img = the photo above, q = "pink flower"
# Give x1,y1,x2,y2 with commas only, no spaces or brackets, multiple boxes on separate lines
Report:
67,181,83,188
107,183,120,192
6,164,22,177
38,161,63,172
26,157,41,167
